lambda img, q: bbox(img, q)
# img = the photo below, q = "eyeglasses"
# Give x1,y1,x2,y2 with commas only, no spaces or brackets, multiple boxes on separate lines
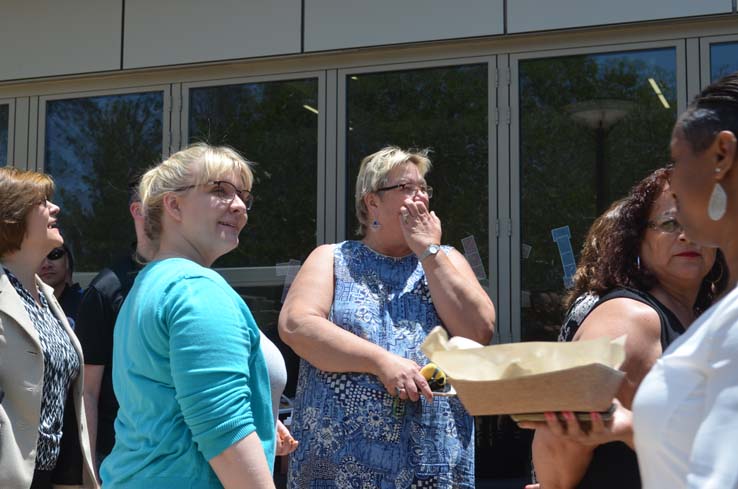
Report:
47,247,66,261
647,217,683,234
376,182,433,199
174,180,254,210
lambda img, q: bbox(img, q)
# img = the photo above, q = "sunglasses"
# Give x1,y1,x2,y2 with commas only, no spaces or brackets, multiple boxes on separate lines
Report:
47,247,66,261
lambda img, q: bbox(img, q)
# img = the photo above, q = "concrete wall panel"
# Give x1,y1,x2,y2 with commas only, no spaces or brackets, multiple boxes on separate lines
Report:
0,0,122,81
304,0,504,52
124,0,301,69
508,0,732,33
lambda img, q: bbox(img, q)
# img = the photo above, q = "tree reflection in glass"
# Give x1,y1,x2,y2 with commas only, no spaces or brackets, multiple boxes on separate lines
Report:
0,104,8,166
346,64,489,285
519,48,677,341
711,42,738,81
188,79,318,268
44,93,163,272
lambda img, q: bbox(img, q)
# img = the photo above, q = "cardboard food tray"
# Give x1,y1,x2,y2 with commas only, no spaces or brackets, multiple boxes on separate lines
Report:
421,326,626,416
449,364,624,416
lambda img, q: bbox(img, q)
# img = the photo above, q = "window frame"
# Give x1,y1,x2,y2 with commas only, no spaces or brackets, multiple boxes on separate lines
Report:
508,39,687,342
699,33,738,87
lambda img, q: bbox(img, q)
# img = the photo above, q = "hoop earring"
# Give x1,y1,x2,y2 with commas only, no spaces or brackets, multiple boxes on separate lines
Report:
710,259,725,295
708,182,727,221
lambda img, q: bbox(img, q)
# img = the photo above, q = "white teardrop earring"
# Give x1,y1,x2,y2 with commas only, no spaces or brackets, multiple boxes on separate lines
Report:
708,182,727,221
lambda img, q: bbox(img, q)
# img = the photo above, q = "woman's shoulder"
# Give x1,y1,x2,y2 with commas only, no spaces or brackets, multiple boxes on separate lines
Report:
575,289,661,341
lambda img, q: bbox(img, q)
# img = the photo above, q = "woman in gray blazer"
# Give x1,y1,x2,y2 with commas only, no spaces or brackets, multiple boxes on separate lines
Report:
0,167,97,489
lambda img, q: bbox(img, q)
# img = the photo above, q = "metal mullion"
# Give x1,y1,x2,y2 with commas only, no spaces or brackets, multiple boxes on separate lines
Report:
486,57,501,343
323,69,339,244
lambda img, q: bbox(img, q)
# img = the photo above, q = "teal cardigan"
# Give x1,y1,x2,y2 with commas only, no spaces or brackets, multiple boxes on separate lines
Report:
101,258,275,488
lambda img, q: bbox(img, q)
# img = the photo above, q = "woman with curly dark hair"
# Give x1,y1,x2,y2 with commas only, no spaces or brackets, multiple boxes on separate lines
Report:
527,166,726,489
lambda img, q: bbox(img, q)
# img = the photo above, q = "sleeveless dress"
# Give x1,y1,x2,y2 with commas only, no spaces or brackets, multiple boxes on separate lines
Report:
558,287,685,489
287,241,475,489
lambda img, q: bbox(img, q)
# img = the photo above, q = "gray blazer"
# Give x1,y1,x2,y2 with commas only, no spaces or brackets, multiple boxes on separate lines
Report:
0,267,98,489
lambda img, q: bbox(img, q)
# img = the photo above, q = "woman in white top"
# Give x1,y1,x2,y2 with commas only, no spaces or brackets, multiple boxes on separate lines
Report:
631,70,738,488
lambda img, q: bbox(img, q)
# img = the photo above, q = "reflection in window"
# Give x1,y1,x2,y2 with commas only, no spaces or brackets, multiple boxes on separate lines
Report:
346,65,489,284
44,92,163,272
519,48,677,341
711,42,738,81
189,79,319,268
1,104,8,166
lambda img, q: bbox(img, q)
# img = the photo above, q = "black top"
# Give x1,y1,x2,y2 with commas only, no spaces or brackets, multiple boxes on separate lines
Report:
58,282,83,325
74,254,141,456
558,287,685,489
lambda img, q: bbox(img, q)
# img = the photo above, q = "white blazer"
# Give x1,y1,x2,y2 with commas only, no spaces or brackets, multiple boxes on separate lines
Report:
0,267,98,489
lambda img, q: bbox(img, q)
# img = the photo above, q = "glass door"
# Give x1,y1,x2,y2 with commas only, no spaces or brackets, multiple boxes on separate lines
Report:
510,42,684,342
37,87,169,274
182,73,324,404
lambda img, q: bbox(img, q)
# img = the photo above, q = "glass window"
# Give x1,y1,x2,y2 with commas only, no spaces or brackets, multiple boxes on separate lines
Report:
1,104,8,166
44,92,164,272
711,42,738,81
346,64,489,282
188,78,319,268
519,48,677,341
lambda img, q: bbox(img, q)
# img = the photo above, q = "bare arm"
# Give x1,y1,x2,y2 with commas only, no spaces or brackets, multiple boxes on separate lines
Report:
422,247,495,344
278,244,433,402
82,364,104,478
400,200,494,345
530,298,661,488
209,432,275,489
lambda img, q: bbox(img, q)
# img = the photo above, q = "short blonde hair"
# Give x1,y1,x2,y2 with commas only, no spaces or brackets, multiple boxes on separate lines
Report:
139,143,254,246
354,146,431,236
0,167,55,257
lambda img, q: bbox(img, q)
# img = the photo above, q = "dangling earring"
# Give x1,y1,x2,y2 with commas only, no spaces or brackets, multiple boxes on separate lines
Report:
370,216,381,231
636,256,641,271
708,182,727,221
710,259,725,295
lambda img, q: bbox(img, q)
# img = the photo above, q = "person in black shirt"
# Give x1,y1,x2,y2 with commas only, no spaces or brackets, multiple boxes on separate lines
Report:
39,242,83,324
74,184,153,480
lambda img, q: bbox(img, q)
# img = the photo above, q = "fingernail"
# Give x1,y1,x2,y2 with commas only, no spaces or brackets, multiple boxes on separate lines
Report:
563,412,574,420
544,412,555,421
591,412,601,421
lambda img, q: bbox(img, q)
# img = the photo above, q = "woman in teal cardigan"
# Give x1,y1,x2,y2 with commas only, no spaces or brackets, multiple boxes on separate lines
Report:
100,143,275,489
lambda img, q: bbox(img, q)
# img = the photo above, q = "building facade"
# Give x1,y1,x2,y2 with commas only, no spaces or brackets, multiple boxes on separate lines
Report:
2,1,737,484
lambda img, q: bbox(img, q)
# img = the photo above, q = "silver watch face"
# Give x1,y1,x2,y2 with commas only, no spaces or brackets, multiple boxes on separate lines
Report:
428,244,440,254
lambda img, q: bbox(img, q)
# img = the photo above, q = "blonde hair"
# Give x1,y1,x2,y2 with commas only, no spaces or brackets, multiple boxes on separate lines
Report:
354,146,431,236
139,143,254,247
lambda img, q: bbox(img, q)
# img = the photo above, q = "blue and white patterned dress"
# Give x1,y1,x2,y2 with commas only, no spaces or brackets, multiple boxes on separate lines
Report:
288,241,475,489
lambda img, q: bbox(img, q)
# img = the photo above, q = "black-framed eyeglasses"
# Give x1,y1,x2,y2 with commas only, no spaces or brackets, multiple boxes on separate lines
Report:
647,217,682,234
47,247,66,261
376,182,433,199
174,180,254,210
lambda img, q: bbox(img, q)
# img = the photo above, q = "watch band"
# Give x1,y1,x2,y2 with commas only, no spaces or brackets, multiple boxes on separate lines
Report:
418,244,441,262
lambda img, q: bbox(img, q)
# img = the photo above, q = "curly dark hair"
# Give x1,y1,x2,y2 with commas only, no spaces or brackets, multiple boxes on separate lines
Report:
565,167,727,314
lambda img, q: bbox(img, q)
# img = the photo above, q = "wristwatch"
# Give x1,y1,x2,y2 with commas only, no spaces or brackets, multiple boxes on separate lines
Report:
418,243,441,262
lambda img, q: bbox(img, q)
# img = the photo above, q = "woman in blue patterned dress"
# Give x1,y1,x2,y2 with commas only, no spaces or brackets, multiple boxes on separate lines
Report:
279,146,496,488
